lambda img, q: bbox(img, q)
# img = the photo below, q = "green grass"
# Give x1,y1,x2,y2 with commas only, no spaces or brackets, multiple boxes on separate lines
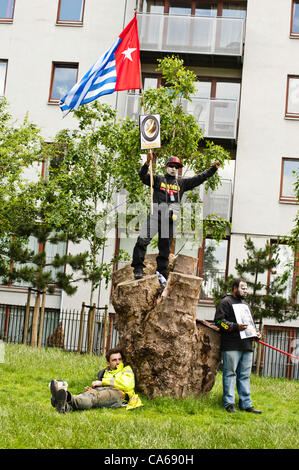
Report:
0,343,298,449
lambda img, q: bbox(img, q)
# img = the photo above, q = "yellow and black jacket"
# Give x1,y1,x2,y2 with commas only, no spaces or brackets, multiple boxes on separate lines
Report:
98,363,143,411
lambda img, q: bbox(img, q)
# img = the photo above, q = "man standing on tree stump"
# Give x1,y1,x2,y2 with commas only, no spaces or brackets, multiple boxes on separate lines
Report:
131,153,220,280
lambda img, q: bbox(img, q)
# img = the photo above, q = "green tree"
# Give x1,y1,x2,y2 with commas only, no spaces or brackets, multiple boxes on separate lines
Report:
0,98,42,280
42,103,134,306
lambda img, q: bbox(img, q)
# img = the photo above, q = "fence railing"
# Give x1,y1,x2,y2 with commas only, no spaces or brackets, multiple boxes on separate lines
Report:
0,302,119,356
255,327,299,380
1,302,298,380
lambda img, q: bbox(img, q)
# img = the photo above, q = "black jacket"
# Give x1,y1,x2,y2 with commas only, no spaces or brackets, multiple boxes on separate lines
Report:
139,163,217,205
214,294,253,352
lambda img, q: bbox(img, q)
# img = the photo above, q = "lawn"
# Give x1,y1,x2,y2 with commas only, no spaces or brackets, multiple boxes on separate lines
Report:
0,343,298,450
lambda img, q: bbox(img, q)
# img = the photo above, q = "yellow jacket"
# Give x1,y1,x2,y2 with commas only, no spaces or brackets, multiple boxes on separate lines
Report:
101,362,143,411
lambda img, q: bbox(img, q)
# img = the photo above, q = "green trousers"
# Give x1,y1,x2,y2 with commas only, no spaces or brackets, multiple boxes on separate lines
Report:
68,387,123,412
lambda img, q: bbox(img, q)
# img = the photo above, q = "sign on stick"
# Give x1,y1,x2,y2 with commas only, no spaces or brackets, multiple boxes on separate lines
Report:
139,114,161,150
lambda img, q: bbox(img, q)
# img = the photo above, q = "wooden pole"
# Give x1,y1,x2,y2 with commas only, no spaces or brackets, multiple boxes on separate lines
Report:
87,303,96,355
149,150,154,215
77,302,85,354
256,321,264,376
23,287,31,345
37,291,46,348
30,292,41,347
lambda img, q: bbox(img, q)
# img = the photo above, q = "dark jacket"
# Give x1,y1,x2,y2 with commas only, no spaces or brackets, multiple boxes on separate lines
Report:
214,294,253,352
139,163,217,205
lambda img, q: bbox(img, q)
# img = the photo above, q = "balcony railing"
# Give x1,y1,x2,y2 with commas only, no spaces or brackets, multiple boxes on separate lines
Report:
137,13,245,56
125,93,239,140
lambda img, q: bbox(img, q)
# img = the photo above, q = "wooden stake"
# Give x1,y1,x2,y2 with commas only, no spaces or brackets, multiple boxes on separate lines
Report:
87,303,96,355
30,292,41,347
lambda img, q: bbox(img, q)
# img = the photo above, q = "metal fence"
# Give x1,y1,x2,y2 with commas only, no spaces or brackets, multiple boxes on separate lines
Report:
1,302,298,380
255,327,299,380
0,303,119,355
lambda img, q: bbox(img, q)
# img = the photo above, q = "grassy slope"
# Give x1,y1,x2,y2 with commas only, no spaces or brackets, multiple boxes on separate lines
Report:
0,344,298,449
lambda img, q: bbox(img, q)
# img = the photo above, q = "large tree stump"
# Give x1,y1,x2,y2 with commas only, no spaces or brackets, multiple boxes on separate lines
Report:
112,254,221,399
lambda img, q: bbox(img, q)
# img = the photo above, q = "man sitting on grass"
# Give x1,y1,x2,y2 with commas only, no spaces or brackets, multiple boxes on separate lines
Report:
50,347,142,413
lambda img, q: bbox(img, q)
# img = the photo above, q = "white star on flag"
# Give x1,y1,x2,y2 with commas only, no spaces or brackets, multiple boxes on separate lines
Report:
121,47,137,61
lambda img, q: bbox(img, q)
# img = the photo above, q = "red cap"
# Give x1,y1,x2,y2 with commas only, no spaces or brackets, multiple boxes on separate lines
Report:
166,156,183,168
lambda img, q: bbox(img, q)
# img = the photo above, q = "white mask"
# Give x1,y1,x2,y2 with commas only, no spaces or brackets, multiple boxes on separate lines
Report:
166,167,178,177
238,282,248,298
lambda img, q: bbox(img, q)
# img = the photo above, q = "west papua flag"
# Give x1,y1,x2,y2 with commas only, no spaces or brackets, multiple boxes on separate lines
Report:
60,14,140,116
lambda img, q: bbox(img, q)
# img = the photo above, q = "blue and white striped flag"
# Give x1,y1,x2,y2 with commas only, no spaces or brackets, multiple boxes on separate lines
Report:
60,39,121,117
59,15,140,117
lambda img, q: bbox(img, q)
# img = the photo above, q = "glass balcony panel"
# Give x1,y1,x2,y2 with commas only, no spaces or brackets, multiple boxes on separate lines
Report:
208,99,238,138
203,179,232,220
214,17,243,54
137,13,244,56
125,93,142,121
125,94,238,140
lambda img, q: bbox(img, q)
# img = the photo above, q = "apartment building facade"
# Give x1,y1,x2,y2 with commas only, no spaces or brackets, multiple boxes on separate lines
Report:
0,0,298,351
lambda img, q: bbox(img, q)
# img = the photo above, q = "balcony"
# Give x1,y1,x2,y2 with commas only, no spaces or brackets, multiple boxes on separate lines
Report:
137,13,245,57
202,179,232,221
125,93,239,140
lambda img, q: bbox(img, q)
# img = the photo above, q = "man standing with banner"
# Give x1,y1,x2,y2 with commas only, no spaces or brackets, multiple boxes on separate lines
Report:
131,151,221,281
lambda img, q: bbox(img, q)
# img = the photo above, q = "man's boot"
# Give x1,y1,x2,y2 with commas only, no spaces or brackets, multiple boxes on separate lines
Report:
50,379,68,413
133,267,143,280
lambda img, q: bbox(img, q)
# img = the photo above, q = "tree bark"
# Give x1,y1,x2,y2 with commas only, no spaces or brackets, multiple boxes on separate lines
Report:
112,254,221,399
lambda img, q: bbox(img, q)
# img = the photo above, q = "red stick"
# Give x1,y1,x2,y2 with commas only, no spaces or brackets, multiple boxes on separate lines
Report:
258,340,299,361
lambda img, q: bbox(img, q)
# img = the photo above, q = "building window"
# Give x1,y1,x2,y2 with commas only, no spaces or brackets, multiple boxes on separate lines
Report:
139,0,246,17
57,0,85,24
269,241,298,304
285,75,299,118
291,0,299,36
198,237,229,300
0,0,15,22
9,236,67,288
0,60,8,95
49,62,78,103
280,158,299,202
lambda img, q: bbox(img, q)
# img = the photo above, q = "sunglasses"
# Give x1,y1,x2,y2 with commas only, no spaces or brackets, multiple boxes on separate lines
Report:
167,164,180,169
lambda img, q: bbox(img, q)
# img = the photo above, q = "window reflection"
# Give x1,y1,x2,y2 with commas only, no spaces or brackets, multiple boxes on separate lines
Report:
58,0,84,22
216,82,240,100
142,0,164,13
169,1,192,16
292,1,299,33
281,159,299,199
51,65,78,101
0,0,14,19
195,2,217,17
223,2,246,19
270,244,296,302
0,61,7,95
287,77,299,115
201,239,228,298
